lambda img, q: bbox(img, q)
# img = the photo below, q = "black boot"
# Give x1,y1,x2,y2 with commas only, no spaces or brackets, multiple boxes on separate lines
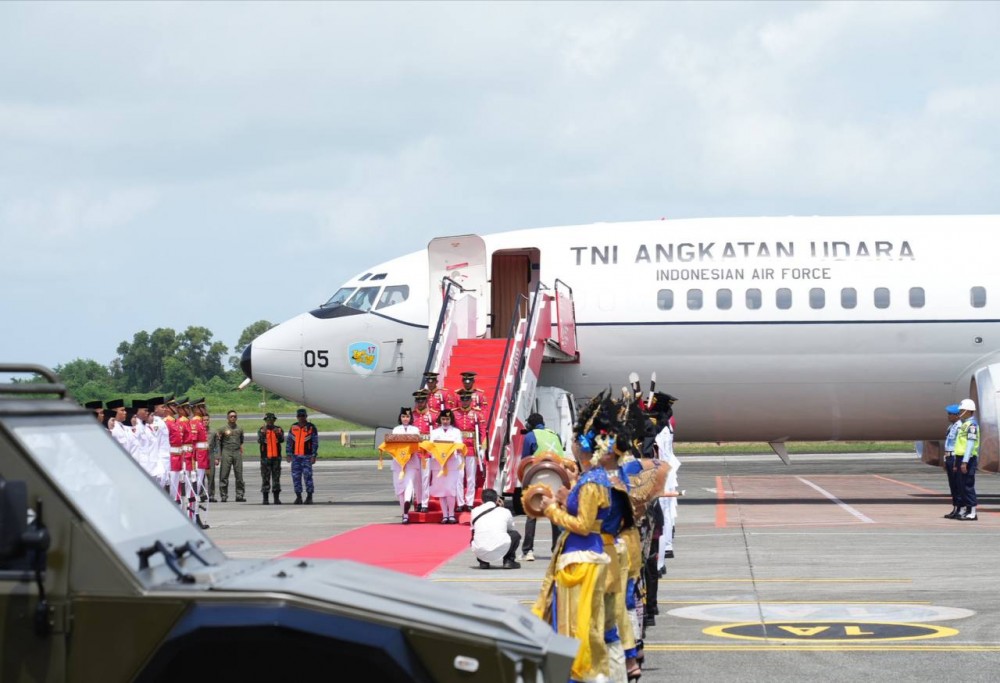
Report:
263,493,269,505
305,492,314,505
294,494,303,504
944,506,959,518
273,492,281,505
196,514,210,530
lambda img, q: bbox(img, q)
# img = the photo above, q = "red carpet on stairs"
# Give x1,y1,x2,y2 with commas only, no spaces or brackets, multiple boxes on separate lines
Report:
284,520,473,577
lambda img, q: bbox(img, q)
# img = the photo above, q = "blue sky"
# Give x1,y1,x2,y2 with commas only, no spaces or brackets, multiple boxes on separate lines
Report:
1,1,998,370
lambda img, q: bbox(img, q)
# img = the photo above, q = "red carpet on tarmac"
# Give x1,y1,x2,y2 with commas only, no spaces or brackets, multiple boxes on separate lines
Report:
284,520,473,577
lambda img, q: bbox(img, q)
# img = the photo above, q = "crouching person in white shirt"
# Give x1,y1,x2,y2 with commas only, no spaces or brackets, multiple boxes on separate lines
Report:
470,489,521,570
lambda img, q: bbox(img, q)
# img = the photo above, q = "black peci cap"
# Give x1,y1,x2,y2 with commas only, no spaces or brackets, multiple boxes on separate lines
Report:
147,396,165,407
131,399,148,410
84,400,103,410
106,399,125,410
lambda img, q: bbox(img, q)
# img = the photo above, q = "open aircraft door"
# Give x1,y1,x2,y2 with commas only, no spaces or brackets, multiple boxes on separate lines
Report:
428,235,489,340
490,248,539,338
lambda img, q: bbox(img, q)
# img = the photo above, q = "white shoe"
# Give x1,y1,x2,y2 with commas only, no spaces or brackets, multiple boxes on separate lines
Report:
522,550,535,561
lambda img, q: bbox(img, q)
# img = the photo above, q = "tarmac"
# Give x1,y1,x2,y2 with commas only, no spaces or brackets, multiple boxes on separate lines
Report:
203,452,1000,682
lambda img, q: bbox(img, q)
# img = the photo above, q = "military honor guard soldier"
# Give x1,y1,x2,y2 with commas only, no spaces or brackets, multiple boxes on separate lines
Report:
423,371,454,413
459,372,489,413
453,389,486,512
411,389,439,512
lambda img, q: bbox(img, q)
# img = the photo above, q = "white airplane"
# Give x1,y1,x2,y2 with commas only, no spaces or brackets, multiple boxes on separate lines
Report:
240,215,1000,476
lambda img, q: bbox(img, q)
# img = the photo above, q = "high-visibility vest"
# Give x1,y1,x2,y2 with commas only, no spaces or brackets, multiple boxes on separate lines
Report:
533,428,564,456
954,418,980,458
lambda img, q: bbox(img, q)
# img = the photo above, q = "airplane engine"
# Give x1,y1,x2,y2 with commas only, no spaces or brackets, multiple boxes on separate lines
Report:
973,365,1000,473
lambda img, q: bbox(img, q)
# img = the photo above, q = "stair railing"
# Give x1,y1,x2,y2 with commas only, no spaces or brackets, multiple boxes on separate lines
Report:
488,282,551,491
423,277,474,385
552,278,578,358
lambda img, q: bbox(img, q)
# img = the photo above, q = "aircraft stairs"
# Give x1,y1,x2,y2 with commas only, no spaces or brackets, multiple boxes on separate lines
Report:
405,278,578,523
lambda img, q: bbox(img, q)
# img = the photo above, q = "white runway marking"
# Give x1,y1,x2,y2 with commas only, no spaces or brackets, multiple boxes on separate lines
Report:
796,476,875,523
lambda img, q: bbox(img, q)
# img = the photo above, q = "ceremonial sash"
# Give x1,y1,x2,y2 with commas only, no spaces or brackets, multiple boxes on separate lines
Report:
419,440,465,476
377,440,421,477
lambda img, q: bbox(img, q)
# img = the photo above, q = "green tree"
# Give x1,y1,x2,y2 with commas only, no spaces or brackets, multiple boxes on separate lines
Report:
163,356,196,395
53,358,114,401
176,326,228,383
115,328,179,392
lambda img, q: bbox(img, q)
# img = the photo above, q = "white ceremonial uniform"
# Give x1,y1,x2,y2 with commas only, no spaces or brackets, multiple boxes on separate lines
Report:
428,424,464,498
110,420,138,459
132,420,159,478
470,501,515,565
390,424,422,509
151,415,171,485
655,418,680,568
428,423,464,521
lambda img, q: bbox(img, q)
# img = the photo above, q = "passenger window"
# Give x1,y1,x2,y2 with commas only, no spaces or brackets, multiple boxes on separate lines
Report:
322,287,355,308
376,285,410,310
776,288,792,310
841,288,857,309
809,288,825,309
687,289,703,310
717,289,732,310
909,287,925,308
971,286,987,308
657,289,674,311
874,287,890,309
346,286,380,312
746,288,762,310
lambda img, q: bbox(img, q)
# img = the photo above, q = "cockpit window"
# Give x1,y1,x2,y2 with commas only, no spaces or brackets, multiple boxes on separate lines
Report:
376,285,410,310
345,286,380,312
322,287,355,308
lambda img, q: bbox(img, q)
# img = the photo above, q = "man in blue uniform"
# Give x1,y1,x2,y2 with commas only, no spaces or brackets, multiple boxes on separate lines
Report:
287,407,319,504
953,398,979,521
942,403,962,519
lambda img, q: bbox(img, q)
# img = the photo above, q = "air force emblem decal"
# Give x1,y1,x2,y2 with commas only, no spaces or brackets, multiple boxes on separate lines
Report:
348,342,379,376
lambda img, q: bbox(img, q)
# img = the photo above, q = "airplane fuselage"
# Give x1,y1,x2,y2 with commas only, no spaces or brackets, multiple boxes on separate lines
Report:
243,215,1000,445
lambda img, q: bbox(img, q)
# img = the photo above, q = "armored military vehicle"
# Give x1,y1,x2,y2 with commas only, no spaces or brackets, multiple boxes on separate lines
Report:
0,364,576,682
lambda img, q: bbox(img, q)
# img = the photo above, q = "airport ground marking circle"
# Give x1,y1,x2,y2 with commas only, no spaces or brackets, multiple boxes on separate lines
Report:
703,621,958,642
670,602,974,623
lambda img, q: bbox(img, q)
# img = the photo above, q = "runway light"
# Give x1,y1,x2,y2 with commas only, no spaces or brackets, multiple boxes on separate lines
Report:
453,655,479,673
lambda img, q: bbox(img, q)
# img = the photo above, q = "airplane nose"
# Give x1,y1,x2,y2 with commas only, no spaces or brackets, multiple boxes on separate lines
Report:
240,344,252,381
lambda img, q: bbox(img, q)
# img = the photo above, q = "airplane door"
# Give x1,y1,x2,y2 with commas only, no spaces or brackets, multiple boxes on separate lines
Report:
491,249,538,339
428,235,488,339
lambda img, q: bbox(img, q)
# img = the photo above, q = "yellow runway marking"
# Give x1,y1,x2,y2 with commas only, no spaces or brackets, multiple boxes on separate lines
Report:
658,578,913,584
660,600,931,604
643,644,1000,652
434,577,913,583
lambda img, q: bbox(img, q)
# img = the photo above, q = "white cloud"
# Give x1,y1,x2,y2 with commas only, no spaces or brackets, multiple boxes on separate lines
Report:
1,1,999,367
